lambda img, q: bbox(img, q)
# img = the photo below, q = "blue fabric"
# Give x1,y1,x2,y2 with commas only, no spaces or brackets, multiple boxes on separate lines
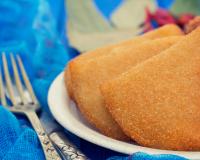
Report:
0,0,69,159
0,0,189,159
107,152,187,160
0,106,45,160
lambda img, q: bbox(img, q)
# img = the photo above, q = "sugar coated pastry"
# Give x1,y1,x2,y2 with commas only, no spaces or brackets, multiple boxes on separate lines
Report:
65,24,183,99
66,36,182,140
101,27,200,150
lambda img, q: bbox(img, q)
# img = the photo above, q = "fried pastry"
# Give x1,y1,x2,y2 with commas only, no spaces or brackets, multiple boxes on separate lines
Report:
101,27,200,150
65,24,183,99
67,36,182,140
185,16,200,34
64,69,73,98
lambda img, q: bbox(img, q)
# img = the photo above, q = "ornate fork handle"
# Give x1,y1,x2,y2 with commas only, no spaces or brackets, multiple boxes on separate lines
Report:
50,132,89,160
25,111,61,160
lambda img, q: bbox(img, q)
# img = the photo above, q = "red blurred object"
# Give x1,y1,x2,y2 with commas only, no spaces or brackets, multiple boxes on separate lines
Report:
177,14,195,26
143,7,195,33
154,8,176,25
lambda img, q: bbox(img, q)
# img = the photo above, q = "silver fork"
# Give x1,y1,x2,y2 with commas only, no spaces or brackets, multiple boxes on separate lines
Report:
0,53,62,160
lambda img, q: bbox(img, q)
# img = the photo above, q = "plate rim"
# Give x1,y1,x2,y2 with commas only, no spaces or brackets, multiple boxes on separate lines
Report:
48,72,200,159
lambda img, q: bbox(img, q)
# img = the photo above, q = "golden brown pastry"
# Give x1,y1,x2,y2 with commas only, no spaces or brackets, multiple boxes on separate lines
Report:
65,24,183,99
64,69,73,98
101,27,200,150
185,16,200,34
66,36,182,140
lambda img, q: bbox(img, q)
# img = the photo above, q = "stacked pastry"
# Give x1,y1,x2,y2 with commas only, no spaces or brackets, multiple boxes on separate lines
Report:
64,24,200,150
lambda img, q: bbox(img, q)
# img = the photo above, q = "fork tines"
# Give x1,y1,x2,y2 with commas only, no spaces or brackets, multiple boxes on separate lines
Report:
0,53,38,107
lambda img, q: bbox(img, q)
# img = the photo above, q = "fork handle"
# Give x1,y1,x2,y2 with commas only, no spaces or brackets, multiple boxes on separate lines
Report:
49,132,89,160
25,111,62,160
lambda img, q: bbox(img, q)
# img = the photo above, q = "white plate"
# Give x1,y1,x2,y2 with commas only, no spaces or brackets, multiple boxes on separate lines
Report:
48,72,200,159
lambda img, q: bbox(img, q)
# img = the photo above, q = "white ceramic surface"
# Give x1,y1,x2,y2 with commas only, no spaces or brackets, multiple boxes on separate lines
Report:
48,72,200,159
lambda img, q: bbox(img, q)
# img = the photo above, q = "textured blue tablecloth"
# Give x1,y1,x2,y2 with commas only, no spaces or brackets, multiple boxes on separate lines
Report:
0,0,190,159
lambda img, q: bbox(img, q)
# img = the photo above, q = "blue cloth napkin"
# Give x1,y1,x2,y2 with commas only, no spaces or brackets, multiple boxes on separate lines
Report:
0,106,45,160
108,153,187,160
0,0,190,159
